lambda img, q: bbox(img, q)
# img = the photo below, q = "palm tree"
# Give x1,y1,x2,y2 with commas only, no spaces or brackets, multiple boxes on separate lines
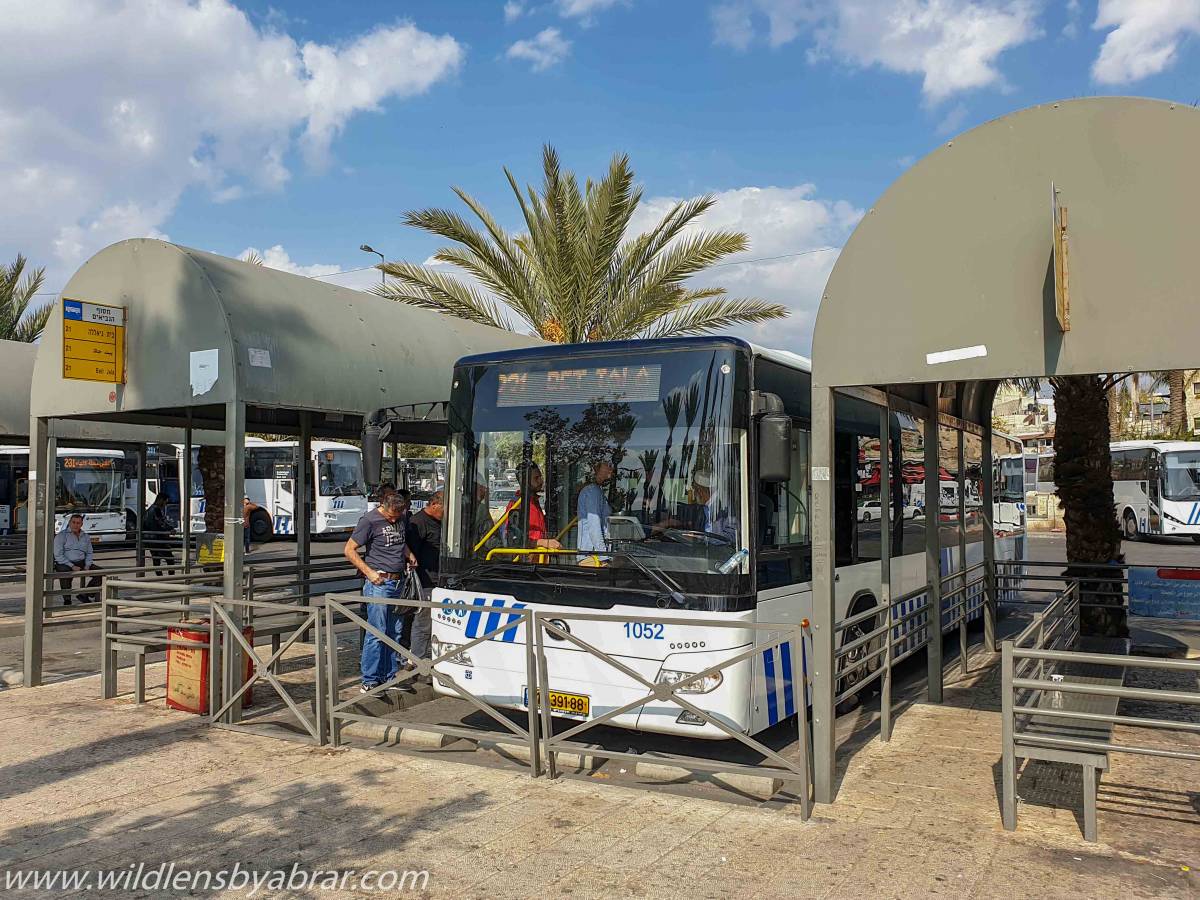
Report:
1050,374,1126,636
1149,369,1196,438
375,146,789,341
1,254,53,342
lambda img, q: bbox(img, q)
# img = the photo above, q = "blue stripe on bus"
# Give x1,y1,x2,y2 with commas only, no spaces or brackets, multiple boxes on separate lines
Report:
780,641,795,718
481,598,508,637
464,597,488,637
500,602,526,642
763,647,778,726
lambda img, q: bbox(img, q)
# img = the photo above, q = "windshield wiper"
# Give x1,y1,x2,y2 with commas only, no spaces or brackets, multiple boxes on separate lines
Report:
606,547,688,608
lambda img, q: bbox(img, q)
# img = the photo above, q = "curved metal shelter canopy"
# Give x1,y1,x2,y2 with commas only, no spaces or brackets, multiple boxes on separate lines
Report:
807,97,1200,803
24,239,541,685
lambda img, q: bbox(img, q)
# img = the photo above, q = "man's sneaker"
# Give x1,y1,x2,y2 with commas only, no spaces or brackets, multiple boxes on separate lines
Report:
360,683,380,694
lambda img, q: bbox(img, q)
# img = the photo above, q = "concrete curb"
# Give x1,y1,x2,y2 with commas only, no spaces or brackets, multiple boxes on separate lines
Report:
633,761,783,800
478,740,596,772
340,719,453,749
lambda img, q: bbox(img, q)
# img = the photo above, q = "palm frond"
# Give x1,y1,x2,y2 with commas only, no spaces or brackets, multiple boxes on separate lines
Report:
645,296,790,338
374,261,514,331
1,254,50,342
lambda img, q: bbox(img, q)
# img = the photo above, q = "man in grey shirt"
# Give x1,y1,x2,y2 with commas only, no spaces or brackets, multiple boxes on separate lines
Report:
53,514,103,605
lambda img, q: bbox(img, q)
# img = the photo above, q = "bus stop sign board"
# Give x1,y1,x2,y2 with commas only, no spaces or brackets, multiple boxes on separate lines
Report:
62,299,126,383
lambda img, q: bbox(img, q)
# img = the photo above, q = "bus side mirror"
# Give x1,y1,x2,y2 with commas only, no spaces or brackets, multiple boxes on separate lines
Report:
363,420,385,487
759,413,792,483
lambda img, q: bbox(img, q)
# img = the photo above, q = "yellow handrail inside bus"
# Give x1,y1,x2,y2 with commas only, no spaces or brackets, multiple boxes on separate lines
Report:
473,497,520,553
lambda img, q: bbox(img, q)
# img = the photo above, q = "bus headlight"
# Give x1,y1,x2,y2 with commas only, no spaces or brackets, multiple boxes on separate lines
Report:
431,636,472,666
656,669,723,694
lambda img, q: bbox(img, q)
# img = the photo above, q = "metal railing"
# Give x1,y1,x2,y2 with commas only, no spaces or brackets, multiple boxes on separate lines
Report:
318,593,813,811
322,593,542,766
995,559,1129,610
209,595,327,744
533,611,812,818
1000,581,1200,840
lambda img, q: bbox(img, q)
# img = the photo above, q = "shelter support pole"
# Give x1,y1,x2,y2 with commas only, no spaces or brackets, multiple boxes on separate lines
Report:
182,417,193,573
879,401,893,742
221,401,246,723
957,423,967,675
981,420,997,653
923,386,943,703
810,384,838,803
23,416,51,687
297,411,311,599
135,445,147,568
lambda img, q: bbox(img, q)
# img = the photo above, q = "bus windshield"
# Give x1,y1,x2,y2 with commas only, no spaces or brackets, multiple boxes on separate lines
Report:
317,449,365,497
446,346,750,599
56,456,123,513
1162,451,1200,500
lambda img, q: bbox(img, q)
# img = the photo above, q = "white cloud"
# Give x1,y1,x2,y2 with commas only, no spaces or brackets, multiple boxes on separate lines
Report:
0,0,463,287
239,245,343,279
507,27,573,71
556,0,627,19
711,1,1041,102
1092,0,1200,84
629,185,863,352
1063,0,1083,39
504,1,528,22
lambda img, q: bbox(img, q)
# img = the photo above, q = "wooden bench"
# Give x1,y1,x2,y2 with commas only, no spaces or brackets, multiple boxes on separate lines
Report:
1007,636,1130,841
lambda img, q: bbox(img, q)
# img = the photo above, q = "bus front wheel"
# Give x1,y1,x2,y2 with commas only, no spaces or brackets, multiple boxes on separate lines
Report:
249,509,274,543
1123,511,1139,542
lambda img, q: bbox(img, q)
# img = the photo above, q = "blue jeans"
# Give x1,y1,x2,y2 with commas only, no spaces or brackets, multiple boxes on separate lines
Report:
360,579,404,687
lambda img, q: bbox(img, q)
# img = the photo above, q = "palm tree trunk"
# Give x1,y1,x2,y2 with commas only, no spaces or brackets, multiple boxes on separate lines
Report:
1107,382,1121,438
1050,375,1126,637
198,446,225,535
1168,370,1186,437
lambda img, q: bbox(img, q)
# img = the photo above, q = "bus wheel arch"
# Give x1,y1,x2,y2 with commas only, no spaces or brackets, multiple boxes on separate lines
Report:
248,508,274,543
1122,508,1139,541
836,591,880,712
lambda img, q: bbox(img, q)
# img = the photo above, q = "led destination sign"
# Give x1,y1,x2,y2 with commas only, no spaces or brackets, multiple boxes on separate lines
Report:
497,364,662,407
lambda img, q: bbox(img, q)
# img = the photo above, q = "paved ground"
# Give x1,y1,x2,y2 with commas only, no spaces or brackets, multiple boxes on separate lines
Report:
0,644,1195,899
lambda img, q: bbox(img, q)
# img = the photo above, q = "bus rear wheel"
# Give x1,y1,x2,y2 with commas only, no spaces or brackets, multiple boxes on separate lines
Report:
1123,511,1139,541
249,509,274,543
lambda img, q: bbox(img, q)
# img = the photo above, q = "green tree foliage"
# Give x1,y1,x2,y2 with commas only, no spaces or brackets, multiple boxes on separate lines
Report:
376,146,789,342
1,254,52,342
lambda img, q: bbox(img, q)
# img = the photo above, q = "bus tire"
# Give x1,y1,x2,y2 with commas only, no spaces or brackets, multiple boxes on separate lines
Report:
1123,511,1139,542
249,509,273,543
835,594,880,714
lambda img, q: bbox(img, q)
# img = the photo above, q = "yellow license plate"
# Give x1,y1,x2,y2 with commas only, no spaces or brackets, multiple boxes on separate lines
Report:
526,687,590,717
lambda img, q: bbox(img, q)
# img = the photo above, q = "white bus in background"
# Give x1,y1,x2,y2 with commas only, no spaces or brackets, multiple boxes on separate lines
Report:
241,440,368,541
0,445,126,540
1111,440,1200,543
429,337,1026,740
123,444,204,534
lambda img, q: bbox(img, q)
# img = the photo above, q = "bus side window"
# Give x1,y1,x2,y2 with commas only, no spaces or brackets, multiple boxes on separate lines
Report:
757,423,811,589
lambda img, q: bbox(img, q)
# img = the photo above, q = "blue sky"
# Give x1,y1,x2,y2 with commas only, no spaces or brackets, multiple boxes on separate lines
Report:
5,0,1200,351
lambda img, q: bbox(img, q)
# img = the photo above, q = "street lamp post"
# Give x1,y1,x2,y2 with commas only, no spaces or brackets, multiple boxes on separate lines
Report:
360,244,385,286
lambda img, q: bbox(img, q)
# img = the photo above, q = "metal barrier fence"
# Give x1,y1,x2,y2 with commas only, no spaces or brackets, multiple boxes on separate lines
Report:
100,559,355,736
209,595,327,744
319,592,813,813
1000,581,1200,840
532,610,812,819
322,593,541,766
996,558,1129,610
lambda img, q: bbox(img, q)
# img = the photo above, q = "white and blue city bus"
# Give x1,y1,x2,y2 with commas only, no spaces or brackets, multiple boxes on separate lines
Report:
432,337,1025,738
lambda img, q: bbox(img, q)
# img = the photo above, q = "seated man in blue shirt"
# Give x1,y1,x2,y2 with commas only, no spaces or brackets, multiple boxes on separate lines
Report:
53,514,103,605
577,459,614,559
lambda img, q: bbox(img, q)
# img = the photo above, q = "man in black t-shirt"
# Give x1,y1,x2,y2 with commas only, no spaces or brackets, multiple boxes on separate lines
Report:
406,489,443,662
344,493,417,692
